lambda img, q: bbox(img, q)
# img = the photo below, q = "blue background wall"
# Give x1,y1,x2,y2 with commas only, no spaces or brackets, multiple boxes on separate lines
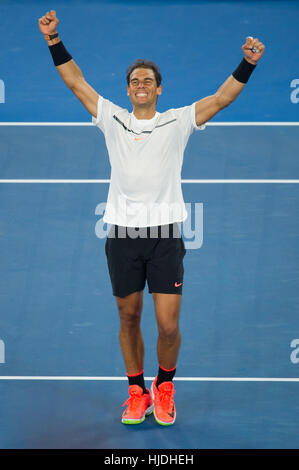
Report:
0,0,298,121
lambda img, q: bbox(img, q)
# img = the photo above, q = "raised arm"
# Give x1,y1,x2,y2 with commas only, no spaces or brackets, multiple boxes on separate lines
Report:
38,10,99,118
195,37,265,126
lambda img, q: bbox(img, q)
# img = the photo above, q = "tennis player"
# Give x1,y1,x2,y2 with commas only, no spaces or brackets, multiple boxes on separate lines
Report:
39,10,264,426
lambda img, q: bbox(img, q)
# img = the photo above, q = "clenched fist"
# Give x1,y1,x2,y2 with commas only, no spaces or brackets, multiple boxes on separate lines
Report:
242,36,265,64
38,10,59,36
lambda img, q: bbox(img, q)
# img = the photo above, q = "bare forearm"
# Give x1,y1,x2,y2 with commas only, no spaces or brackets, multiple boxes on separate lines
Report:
194,36,265,126
39,10,99,116
216,54,260,108
57,59,84,90
215,74,245,108
215,38,265,109
46,35,84,89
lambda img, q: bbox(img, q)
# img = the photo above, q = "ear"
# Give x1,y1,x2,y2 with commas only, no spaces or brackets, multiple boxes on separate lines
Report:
127,85,130,96
157,85,162,96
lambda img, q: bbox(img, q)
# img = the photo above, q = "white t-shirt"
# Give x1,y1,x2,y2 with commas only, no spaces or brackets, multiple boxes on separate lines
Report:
92,95,205,227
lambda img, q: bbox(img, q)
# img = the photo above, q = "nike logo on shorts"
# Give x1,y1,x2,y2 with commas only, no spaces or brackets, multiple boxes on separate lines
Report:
174,282,183,287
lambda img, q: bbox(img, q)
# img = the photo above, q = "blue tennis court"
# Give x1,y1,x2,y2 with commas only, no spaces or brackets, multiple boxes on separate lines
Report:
0,0,299,450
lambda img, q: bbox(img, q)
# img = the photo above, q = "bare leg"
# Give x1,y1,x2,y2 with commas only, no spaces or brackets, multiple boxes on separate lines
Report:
152,293,182,370
116,291,144,375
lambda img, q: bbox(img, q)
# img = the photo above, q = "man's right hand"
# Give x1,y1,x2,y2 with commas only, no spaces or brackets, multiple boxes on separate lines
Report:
38,10,59,36
38,10,99,118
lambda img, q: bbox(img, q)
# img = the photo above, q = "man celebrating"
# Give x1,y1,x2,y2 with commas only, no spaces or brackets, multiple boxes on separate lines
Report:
38,10,265,426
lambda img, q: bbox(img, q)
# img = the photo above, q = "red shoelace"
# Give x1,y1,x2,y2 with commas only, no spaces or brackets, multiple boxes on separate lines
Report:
123,387,144,411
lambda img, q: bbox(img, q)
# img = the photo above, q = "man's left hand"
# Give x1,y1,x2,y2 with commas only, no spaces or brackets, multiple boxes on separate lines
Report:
242,36,265,64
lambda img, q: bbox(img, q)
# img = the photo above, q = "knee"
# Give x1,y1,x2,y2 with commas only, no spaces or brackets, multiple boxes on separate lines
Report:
117,292,143,330
158,322,180,342
118,304,141,330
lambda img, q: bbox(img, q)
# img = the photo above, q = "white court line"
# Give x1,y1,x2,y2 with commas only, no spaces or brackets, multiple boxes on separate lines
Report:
0,179,111,183
0,376,298,382
207,122,299,126
0,122,299,126
183,180,299,183
0,179,299,184
0,122,93,126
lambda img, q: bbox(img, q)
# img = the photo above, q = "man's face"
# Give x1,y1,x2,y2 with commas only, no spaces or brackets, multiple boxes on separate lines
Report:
127,68,162,107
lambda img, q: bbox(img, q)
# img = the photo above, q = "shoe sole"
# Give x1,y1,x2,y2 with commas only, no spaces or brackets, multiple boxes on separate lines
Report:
153,409,176,426
151,383,176,426
121,403,154,425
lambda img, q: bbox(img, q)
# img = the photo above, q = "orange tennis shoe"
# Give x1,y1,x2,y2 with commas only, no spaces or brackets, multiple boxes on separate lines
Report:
151,377,176,426
122,385,154,424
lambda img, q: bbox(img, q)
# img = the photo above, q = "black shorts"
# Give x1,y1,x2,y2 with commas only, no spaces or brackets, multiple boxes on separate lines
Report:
105,223,186,298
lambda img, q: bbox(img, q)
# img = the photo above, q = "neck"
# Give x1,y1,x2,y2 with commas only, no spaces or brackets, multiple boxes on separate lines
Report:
132,104,157,120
